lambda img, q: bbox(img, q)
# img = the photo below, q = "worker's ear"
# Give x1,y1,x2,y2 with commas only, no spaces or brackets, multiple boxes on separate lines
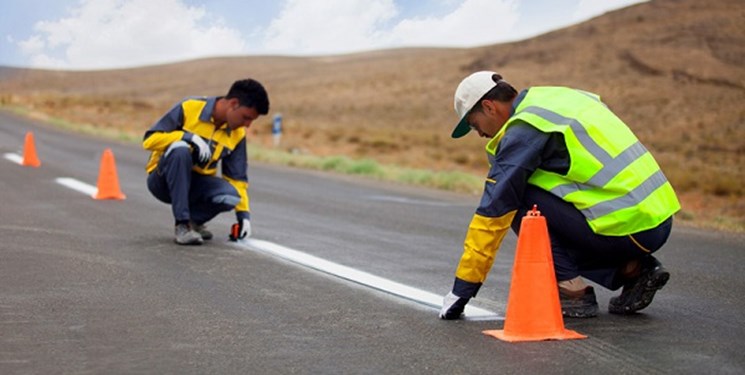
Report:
484,99,510,119
228,98,240,110
481,99,498,117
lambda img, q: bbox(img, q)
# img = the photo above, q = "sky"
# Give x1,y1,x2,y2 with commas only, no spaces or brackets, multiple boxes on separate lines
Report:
0,0,647,71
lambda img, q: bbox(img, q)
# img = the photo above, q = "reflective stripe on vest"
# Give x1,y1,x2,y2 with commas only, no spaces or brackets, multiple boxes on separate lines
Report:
486,87,680,235
520,106,670,220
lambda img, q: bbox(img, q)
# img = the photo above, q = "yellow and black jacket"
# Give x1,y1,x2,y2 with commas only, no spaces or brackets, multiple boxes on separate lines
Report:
143,96,251,219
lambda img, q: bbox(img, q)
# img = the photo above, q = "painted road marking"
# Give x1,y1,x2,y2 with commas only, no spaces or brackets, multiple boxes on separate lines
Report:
6,155,98,197
3,152,23,164
235,238,503,321
4,154,96,197
7,152,499,320
55,177,98,197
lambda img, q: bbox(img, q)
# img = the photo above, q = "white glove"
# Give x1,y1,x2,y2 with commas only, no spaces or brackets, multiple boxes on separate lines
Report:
189,134,212,163
239,218,252,239
230,218,252,241
439,291,470,320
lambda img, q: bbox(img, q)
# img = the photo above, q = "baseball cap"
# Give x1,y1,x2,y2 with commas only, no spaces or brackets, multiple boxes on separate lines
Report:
452,71,502,138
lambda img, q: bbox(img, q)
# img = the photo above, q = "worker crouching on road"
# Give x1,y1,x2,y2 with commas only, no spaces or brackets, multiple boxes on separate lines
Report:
440,71,680,319
143,79,269,245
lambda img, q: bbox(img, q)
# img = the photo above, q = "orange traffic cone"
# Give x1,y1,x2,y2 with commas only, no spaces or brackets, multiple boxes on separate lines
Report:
483,205,586,342
93,148,126,200
21,131,41,167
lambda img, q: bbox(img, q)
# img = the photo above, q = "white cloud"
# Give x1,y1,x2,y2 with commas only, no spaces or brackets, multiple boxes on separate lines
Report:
17,0,248,70
18,35,45,55
387,0,519,47
10,0,645,69
262,0,519,55
263,0,398,55
17,34,68,68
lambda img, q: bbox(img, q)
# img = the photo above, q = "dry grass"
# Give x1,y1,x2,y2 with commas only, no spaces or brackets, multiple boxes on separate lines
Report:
1,0,743,232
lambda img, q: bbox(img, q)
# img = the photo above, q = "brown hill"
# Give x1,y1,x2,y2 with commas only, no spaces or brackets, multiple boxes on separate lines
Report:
1,0,743,231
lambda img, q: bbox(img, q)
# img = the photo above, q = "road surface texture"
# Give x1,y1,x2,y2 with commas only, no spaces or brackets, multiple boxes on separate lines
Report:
1,112,743,374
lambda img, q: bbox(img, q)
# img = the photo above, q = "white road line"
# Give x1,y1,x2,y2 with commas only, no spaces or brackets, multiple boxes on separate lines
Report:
6,155,97,196
3,153,23,165
55,177,97,197
235,238,503,321
6,154,96,197
11,149,498,320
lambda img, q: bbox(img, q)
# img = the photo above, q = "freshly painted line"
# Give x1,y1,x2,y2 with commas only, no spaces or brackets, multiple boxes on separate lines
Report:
235,238,503,321
4,153,23,164
55,177,97,197
7,149,497,320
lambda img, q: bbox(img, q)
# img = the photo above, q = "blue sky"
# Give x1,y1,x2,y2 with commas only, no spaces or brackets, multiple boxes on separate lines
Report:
0,0,646,70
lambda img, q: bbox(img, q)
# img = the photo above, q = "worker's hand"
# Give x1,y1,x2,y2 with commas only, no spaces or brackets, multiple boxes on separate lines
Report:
229,219,252,241
439,291,470,320
238,218,252,238
189,134,212,163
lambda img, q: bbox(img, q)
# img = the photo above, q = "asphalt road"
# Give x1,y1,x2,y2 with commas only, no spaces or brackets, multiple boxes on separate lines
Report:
1,111,744,374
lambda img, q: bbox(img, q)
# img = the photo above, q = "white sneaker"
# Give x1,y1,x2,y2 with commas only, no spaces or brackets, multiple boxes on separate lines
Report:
190,222,213,240
174,223,203,245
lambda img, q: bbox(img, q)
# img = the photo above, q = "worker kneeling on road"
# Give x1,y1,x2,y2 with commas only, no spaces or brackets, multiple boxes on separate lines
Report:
440,71,680,319
143,79,269,245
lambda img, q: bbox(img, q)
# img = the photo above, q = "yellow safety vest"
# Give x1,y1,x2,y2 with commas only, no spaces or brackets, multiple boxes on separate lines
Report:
486,87,680,235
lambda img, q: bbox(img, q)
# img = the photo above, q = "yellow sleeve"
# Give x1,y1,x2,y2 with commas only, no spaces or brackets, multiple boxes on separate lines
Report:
224,176,250,213
142,131,185,151
455,210,517,284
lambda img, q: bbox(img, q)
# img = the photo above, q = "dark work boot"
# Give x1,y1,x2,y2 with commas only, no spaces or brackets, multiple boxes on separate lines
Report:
559,286,599,318
609,257,670,315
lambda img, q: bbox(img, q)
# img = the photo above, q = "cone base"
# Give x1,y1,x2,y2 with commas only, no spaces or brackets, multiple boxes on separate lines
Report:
483,328,586,342
21,159,41,168
93,191,126,200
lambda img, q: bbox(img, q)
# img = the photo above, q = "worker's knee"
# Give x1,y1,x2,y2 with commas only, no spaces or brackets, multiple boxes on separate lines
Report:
164,141,191,159
212,194,241,210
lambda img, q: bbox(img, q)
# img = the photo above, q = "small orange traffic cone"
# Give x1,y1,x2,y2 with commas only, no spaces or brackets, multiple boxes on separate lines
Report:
93,148,126,200
483,205,586,342
21,131,41,167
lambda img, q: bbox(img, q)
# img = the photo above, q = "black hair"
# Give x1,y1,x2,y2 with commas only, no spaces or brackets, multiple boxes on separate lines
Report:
470,73,517,113
226,79,270,115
